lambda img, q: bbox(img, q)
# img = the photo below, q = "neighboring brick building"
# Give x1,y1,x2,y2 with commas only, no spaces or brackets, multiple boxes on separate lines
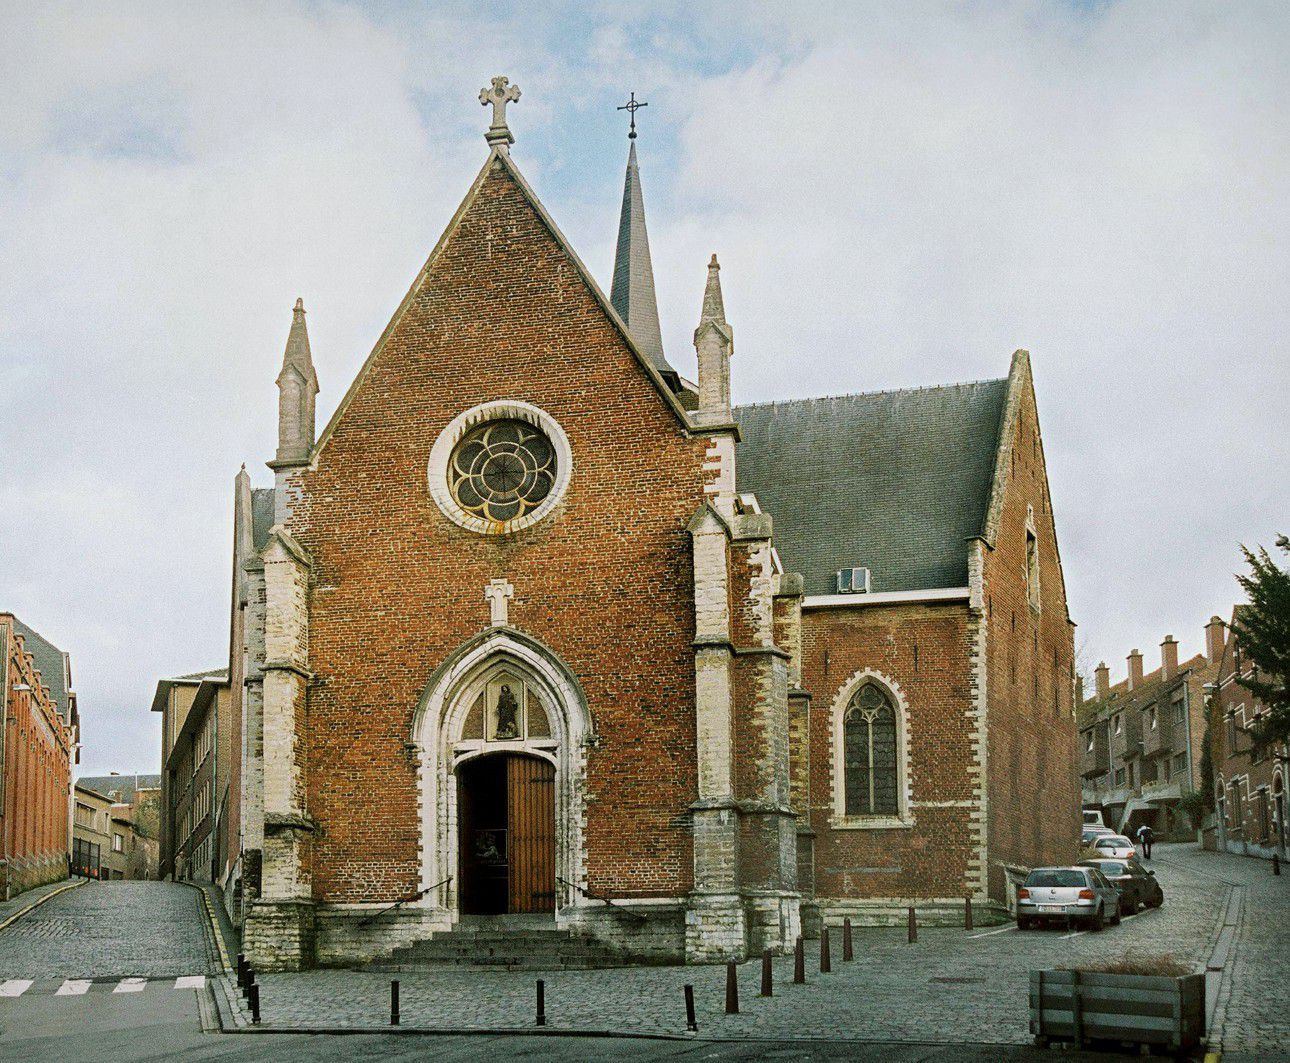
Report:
1078,621,1221,838
78,774,162,879
209,83,1075,971
151,670,232,883
1211,608,1288,860
0,615,78,899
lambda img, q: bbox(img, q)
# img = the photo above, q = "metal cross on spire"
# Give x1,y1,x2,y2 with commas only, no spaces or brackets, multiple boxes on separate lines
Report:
617,92,647,140
480,75,521,149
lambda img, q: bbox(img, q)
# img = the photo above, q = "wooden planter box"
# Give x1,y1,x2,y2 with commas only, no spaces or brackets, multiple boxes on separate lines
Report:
1030,969,1205,1053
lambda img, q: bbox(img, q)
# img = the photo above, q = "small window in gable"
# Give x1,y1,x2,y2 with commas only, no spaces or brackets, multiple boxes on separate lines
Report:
1026,529,1040,610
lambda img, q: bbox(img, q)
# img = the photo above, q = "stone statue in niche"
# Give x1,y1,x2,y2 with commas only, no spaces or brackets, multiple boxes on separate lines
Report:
494,683,520,740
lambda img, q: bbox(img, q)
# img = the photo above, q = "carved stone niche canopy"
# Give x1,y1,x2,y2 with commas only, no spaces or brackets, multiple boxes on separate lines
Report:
428,400,573,535
458,673,554,746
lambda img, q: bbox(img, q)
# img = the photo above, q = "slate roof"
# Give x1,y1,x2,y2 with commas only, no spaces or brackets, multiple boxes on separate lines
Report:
76,773,161,804
735,379,1009,595
610,141,671,377
10,618,74,725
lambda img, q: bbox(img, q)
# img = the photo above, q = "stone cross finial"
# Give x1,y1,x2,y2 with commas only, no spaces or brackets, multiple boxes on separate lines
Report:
485,578,515,627
480,76,521,148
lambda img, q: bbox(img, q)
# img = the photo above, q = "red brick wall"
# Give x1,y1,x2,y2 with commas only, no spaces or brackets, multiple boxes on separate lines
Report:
800,602,976,900
0,620,73,898
981,374,1078,897
286,162,713,903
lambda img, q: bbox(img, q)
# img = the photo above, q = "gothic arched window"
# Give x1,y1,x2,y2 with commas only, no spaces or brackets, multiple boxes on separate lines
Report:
843,682,899,816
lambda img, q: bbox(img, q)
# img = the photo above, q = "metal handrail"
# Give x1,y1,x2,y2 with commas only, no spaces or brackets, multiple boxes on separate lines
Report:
557,876,648,923
360,876,452,926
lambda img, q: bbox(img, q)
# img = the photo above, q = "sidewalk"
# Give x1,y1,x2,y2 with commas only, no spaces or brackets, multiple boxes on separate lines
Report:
215,845,1248,1047
0,877,80,930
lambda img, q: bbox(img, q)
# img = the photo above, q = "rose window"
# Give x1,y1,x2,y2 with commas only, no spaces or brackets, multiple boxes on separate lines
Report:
448,419,556,523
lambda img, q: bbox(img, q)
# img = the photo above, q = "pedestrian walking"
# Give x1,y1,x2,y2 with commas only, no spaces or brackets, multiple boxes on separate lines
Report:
1136,823,1154,859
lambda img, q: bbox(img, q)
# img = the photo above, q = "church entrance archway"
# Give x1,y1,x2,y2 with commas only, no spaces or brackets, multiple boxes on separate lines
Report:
414,629,591,923
458,753,556,914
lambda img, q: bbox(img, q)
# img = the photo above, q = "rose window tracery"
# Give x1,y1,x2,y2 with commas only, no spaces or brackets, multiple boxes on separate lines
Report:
448,419,556,523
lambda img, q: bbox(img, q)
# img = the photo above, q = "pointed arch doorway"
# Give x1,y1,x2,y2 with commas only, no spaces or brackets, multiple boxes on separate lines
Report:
458,752,556,915
414,629,591,924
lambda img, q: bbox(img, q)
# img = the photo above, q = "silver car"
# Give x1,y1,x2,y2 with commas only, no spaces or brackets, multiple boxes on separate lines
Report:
1090,833,1137,860
1017,866,1121,931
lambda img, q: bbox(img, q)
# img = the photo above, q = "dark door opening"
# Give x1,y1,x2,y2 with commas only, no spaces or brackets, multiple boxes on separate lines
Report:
458,753,555,915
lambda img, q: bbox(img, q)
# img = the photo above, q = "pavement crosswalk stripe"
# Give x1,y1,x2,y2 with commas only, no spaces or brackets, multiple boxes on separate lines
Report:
56,979,92,996
113,977,147,993
0,979,33,997
174,975,205,989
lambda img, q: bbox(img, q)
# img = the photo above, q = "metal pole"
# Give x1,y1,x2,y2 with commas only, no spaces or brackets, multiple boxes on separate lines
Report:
965,895,974,931
236,953,246,989
1274,852,1281,876
390,979,400,1026
725,961,739,1014
793,936,805,983
760,949,772,997
843,917,853,961
536,979,546,1026
249,983,260,1025
820,925,831,973
242,969,255,1003
684,984,698,1032
907,906,917,943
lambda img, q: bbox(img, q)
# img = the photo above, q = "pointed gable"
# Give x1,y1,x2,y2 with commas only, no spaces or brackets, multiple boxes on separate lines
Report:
314,149,690,460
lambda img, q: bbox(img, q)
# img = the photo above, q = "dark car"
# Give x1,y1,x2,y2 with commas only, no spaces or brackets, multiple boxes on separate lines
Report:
1079,857,1162,913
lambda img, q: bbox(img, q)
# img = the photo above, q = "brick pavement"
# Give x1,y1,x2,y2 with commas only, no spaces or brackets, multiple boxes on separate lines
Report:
219,842,1270,1048
1183,844,1290,1059
0,876,78,928
0,880,212,979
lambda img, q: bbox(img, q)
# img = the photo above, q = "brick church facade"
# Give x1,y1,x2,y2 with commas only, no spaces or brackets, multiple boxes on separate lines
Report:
221,80,1077,970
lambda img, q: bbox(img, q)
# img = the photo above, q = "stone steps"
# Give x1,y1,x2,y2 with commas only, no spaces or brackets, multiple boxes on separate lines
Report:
368,927,630,971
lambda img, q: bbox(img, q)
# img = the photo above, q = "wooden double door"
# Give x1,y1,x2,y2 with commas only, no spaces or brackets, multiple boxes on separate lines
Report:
458,753,555,914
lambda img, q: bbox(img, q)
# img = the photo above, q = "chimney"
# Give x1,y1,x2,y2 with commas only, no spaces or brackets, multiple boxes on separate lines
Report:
1161,636,1179,681
1094,662,1110,699
1205,616,1226,664
1127,649,1143,691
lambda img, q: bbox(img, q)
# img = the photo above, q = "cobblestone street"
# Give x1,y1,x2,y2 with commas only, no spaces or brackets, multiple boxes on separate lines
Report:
210,843,1287,1055
0,880,212,980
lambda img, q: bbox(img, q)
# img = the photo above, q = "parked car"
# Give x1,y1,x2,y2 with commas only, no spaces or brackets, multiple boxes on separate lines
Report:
1078,857,1162,912
1081,826,1115,848
1090,833,1137,860
1017,866,1121,931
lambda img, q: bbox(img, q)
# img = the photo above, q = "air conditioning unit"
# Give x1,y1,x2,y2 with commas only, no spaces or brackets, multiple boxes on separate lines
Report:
836,567,871,594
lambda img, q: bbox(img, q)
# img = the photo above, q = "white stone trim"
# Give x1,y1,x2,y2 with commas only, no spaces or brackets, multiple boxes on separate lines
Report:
802,588,970,610
412,630,591,918
427,400,573,536
828,669,914,830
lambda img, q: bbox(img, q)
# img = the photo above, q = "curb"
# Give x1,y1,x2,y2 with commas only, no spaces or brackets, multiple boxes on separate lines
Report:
0,877,84,932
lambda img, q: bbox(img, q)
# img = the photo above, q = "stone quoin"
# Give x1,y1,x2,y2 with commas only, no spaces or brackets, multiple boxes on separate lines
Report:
210,78,1076,971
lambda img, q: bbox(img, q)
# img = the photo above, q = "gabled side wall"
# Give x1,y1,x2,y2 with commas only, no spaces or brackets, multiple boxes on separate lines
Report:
979,357,1078,902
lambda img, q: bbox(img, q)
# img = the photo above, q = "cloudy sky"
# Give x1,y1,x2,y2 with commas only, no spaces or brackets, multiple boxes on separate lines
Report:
2,2,1286,775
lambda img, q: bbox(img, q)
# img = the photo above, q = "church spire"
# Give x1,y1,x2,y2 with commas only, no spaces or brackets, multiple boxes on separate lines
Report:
273,297,319,467
610,122,668,374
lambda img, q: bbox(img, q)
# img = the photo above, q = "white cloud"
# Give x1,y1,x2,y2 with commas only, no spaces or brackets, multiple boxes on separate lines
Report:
1,1,1285,773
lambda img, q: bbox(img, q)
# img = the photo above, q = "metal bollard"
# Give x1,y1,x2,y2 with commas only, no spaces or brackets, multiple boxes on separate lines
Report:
236,953,246,989
725,961,739,1015
820,925,831,973
242,969,255,1003
536,979,546,1027
684,984,698,1032
390,980,400,1026
907,906,918,943
965,895,974,931
760,949,773,997
1274,853,1281,876
842,917,853,962
793,936,805,984
248,983,261,1025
